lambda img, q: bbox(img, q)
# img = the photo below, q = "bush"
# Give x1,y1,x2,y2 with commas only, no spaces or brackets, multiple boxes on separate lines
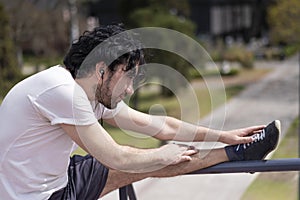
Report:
284,44,300,57
268,0,300,47
222,46,254,68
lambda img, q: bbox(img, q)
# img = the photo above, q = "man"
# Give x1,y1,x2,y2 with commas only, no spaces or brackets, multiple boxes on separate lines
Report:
0,24,280,200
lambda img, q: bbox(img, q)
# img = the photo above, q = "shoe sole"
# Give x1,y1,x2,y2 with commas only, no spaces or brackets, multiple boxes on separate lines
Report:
272,120,281,151
262,120,281,159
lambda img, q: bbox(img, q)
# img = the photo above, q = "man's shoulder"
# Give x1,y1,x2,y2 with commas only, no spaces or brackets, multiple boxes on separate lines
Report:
29,65,75,88
42,65,73,81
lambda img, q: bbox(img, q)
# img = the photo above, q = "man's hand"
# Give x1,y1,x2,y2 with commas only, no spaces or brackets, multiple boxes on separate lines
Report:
159,144,198,165
219,125,266,145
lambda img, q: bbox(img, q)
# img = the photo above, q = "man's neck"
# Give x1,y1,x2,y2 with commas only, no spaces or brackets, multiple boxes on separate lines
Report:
75,76,98,101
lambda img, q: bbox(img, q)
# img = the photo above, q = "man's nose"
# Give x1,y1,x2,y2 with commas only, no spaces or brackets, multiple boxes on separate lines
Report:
125,83,134,95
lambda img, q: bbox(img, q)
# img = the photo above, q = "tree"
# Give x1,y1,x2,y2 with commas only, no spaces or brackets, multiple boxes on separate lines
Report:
268,0,300,46
119,0,191,28
119,0,198,97
0,3,22,98
0,0,71,69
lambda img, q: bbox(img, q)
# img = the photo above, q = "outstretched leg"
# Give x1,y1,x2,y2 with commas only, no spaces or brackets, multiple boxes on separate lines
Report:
100,148,227,197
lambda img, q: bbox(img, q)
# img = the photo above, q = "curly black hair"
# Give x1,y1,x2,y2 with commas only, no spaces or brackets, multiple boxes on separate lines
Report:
63,23,145,80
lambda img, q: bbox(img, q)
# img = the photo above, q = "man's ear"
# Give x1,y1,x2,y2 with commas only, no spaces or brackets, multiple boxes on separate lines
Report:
96,62,106,80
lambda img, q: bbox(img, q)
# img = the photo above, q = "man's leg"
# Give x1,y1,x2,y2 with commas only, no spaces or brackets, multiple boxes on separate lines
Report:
101,120,280,197
100,148,227,197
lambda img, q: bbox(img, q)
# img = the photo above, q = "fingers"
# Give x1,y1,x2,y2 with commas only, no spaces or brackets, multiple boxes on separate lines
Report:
168,144,199,165
179,149,198,162
180,155,192,162
176,144,196,150
184,149,199,156
237,125,265,138
239,135,254,143
179,145,199,156
246,125,266,133
236,125,266,144
179,146,198,162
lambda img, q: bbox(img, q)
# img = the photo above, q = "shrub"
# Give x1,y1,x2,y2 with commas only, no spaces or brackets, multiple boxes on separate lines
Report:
223,46,254,68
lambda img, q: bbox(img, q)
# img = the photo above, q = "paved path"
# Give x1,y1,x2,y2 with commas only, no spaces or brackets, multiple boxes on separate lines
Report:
102,56,299,200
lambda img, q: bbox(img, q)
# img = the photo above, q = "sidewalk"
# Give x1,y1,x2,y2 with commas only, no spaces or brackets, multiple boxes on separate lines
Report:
102,56,299,200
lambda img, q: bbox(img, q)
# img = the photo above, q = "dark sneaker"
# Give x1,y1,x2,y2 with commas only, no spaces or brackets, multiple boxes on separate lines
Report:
225,120,281,161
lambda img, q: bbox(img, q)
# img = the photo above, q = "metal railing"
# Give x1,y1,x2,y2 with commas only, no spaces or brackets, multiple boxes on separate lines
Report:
118,158,300,200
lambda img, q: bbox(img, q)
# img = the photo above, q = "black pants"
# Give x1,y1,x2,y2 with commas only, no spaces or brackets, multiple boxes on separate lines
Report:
49,155,109,200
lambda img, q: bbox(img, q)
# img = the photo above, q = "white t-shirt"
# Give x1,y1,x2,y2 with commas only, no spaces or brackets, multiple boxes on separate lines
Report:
0,66,124,200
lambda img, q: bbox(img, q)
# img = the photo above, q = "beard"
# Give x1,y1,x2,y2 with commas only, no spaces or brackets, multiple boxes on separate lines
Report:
95,81,119,109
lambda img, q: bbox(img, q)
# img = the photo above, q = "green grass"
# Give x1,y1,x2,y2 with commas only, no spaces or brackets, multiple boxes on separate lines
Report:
242,117,299,200
242,177,298,200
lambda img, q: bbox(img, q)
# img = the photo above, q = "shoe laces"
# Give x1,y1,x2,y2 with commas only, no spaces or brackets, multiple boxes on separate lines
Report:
236,129,266,151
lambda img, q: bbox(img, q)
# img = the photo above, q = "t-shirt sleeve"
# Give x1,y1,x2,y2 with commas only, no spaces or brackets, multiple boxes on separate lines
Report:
29,83,97,126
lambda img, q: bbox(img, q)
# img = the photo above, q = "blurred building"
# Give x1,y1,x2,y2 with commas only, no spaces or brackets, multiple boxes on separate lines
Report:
189,0,273,42
88,0,274,42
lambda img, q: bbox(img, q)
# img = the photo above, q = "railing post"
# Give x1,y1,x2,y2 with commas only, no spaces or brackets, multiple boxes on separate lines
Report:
119,184,137,200
119,186,128,200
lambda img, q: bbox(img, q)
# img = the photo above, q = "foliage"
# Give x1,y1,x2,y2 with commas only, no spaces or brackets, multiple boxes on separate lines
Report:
222,45,254,68
0,3,22,98
207,39,254,68
119,0,191,28
267,0,300,48
127,5,195,36
119,0,199,97
283,44,300,57
0,0,71,67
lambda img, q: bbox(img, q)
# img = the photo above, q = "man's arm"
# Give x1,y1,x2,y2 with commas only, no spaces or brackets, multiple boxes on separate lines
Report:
60,123,197,173
104,104,265,145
